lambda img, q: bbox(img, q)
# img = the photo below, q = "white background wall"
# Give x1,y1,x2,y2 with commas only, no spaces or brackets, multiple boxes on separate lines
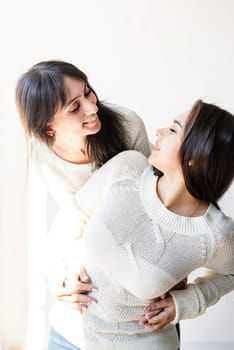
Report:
0,0,234,349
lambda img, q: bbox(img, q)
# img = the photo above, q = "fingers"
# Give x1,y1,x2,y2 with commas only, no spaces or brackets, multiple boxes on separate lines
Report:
66,266,91,283
59,300,89,312
144,298,168,314
140,296,176,333
47,267,98,301
139,308,162,325
80,266,91,282
62,278,98,295
160,293,167,300
58,293,97,305
141,309,174,333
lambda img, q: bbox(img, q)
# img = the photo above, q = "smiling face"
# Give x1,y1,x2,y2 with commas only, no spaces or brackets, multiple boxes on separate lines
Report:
148,111,189,175
46,76,101,141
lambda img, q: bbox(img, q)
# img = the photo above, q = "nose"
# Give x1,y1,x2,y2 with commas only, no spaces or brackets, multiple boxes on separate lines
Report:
156,127,167,137
156,128,163,138
83,98,98,116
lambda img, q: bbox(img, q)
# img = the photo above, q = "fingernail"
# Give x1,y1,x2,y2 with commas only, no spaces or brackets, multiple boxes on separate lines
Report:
83,276,89,282
92,288,98,292
145,306,152,312
91,300,97,304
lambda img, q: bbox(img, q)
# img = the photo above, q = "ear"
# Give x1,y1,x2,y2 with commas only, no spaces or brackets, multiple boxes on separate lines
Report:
46,123,55,138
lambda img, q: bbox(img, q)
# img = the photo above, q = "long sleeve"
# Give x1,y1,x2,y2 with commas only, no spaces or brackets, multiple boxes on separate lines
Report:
72,150,148,219
170,219,234,323
123,109,151,158
170,270,234,323
46,151,148,273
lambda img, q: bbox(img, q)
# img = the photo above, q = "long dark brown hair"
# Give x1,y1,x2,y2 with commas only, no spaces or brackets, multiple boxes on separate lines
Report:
15,60,128,168
180,100,234,208
154,100,234,208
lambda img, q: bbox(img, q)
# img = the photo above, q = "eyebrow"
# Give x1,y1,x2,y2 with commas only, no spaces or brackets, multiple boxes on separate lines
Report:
173,119,183,128
65,95,81,107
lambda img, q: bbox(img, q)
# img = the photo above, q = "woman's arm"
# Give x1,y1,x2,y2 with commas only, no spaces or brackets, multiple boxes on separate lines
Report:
124,109,151,157
140,270,234,332
169,270,234,323
141,216,234,331
47,151,148,308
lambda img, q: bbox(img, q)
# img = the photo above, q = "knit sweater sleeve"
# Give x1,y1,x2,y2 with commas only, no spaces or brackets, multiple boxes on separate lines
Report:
170,218,234,323
72,150,148,219
121,108,151,157
46,151,148,277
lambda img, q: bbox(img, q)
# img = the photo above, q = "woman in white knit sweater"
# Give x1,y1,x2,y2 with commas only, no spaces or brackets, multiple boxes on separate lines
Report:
16,60,173,350
43,99,234,349
15,59,151,298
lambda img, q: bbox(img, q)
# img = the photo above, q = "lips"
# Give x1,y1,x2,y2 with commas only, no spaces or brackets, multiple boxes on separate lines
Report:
83,115,98,126
152,142,160,151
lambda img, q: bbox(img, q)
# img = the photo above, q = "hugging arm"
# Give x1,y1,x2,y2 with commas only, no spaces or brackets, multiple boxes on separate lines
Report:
46,151,148,308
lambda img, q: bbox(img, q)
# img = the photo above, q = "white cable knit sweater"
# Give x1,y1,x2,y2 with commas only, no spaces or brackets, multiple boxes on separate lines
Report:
48,151,234,350
29,107,151,348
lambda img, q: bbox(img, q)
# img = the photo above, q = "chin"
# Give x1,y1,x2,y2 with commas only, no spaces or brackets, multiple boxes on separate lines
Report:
88,121,102,135
148,154,155,166
94,121,102,134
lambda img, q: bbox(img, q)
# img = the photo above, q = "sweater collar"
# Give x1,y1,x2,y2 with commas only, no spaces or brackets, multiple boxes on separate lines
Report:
140,166,221,234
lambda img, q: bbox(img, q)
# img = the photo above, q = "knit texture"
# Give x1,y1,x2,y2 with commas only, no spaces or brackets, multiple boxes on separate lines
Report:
30,106,151,207
30,107,151,348
49,151,234,349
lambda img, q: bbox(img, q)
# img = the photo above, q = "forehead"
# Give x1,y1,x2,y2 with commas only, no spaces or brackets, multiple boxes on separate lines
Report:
175,111,190,127
63,76,86,95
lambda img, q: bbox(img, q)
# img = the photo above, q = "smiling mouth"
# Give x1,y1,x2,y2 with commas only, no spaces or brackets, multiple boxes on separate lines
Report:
83,116,98,126
152,143,160,151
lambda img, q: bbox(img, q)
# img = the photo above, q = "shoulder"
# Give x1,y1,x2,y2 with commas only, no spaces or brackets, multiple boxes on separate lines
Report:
104,103,144,125
95,150,149,181
119,106,144,126
107,104,151,156
219,214,234,242
113,150,149,168
208,208,234,272
30,137,52,163
212,207,234,235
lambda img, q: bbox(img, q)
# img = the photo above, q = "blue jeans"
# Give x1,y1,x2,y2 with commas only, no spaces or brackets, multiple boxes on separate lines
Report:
48,327,81,350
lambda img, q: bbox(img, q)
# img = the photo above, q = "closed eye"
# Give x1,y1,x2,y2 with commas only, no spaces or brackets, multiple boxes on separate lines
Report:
84,89,91,97
71,103,80,113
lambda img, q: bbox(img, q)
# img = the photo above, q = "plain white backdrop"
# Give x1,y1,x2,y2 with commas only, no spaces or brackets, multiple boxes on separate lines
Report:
0,0,234,349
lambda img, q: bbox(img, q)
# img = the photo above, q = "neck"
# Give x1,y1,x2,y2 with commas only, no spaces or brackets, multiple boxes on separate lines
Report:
52,136,90,164
157,174,208,217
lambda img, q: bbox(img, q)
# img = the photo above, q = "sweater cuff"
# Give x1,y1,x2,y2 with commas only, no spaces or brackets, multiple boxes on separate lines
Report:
169,284,206,324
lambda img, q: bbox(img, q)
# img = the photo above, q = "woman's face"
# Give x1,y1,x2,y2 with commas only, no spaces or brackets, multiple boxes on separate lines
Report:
47,76,101,140
148,111,189,175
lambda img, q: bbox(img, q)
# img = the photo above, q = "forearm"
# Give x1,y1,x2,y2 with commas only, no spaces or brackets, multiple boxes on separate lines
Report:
170,270,234,323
